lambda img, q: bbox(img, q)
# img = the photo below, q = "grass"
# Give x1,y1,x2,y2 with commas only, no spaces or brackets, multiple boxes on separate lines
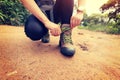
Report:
78,24,120,34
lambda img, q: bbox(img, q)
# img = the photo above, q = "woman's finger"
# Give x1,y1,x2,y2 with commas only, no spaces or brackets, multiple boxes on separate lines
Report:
72,17,76,28
70,16,74,28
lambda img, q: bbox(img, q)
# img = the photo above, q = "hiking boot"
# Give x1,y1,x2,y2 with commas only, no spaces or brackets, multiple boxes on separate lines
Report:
59,24,75,57
41,32,50,43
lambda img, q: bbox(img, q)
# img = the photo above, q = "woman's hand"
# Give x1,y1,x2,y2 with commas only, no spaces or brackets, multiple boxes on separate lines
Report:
70,12,84,29
44,21,61,36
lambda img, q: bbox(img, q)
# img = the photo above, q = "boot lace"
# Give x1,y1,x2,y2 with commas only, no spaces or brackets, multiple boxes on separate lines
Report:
61,27,72,44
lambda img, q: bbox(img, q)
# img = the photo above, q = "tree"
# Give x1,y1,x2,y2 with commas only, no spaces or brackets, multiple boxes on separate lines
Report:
100,0,120,23
82,13,108,26
101,0,120,34
0,0,29,26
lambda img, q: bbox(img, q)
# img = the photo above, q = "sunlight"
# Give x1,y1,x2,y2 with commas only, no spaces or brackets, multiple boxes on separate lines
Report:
85,0,108,15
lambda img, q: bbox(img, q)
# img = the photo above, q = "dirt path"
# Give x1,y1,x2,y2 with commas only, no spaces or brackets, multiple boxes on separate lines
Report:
0,25,120,80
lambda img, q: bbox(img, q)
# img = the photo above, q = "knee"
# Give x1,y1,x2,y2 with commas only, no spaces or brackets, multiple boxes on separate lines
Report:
24,15,48,41
25,25,48,41
25,30,43,41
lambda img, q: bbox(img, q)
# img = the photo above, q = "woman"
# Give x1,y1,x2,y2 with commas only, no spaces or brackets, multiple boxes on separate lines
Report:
20,0,86,57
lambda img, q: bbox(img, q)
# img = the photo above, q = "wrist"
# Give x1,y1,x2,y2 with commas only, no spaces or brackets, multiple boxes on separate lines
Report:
43,20,52,29
77,11,84,15
77,6,85,14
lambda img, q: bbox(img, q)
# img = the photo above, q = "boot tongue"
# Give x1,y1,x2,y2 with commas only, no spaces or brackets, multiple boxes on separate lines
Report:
61,24,73,44
61,24,71,33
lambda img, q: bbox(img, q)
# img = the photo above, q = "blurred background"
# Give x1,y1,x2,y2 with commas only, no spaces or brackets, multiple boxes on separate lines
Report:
0,0,120,34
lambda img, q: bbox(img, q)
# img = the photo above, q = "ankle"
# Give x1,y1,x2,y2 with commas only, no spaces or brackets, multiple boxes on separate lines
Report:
61,24,71,33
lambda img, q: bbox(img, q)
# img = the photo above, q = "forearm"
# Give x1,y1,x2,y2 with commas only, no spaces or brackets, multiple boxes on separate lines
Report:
77,0,86,14
78,0,86,7
20,0,49,25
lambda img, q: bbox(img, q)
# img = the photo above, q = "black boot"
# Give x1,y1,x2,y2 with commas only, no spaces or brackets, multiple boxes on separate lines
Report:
59,24,75,57
41,32,50,43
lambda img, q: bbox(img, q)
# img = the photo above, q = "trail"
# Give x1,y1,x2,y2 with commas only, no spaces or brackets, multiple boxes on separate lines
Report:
0,25,120,80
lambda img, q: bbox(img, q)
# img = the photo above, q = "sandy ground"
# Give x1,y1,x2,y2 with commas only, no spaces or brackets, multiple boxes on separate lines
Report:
0,25,120,80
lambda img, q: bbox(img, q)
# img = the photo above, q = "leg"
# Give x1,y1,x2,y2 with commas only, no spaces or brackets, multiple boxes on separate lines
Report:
53,0,74,24
25,14,48,41
60,0,74,24
53,0,75,57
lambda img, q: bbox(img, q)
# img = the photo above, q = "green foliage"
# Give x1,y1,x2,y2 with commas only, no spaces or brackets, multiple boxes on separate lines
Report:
82,13,108,26
100,0,120,23
99,0,120,34
106,26,119,34
79,24,120,34
80,13,120,34
0,0,30,26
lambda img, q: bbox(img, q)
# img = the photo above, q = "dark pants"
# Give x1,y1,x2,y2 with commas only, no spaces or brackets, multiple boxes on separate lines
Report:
25,0,74,40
